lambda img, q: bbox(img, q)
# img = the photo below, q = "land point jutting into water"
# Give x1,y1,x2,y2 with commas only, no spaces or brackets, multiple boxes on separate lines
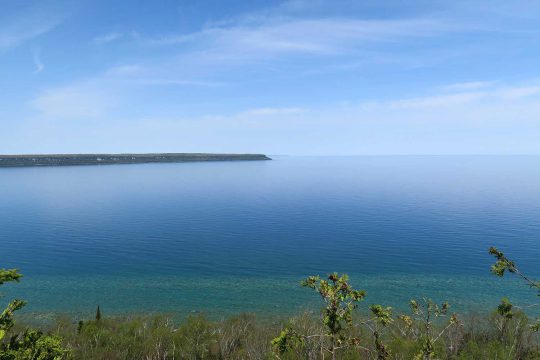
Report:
0,153,271,167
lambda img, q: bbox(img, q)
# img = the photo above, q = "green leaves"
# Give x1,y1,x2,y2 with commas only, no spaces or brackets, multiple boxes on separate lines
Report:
301,273,366,337
0,298,27,335
271,327,303,354
278,273,378,357
1,269,29,354
373,330,390,360
406,298,459,359
440,302,449,315
497,298,513,319
489,247,516,277
1,329,68,360
409,299,419,314
0,269,25,335
1,266,69,359
370,305,393,326
408,298,454,320
398,314,413,328
0,269,22,285
488,246,540,333
300,275,320,289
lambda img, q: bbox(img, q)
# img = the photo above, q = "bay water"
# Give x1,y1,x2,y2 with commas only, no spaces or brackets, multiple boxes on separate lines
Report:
1,156,539,320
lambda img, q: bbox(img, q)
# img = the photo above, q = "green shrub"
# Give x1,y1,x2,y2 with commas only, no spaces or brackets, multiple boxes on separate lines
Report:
1,268,69,359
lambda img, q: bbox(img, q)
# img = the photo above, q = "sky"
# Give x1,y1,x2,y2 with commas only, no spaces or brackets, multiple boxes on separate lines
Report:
1,0,540,155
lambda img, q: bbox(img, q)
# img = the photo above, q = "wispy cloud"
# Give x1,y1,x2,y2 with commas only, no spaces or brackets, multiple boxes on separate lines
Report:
146,18,458,59
20,79,540,155
104,65,143,76
239,107,305,117
29,1,527,126
360,82,540,110
93,32,125,45
32,48,44,73
136,79,228,87
7,0,540,155
92,30,141,46
31,63,225,120
441,81,497,91
0,3,68,52
78,15,466,95
32,81,116,119
499,86,540,99
387,92,485,109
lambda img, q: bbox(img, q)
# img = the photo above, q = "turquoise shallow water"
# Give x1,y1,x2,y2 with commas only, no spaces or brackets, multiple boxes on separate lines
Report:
1,156,539,320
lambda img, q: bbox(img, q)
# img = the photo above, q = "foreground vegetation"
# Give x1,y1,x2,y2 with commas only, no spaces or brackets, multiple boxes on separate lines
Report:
1,248,538,359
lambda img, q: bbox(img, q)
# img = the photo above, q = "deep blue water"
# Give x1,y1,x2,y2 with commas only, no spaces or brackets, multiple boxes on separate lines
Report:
1,156,539,320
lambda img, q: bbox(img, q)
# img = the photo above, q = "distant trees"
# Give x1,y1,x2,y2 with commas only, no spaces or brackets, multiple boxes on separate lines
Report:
0,268,68,359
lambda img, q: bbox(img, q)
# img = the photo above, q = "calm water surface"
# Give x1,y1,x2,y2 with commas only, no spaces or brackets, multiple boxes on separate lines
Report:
1,156,539,320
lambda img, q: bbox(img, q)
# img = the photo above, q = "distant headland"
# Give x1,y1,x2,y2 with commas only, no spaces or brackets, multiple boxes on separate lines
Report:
0,153,271,167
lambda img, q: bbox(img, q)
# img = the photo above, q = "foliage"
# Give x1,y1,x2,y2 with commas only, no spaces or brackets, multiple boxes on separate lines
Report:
366,305,393,359
1,247,539,359
0,268,69,360
0,269,25,341
301,273,366,336
0,271,22,286
57,313,278,360
272,273,398,359
489,247,540,332
496,297,513,320
272,273,370,359
21,303,536,360
1,329,67,360
400,299,459,360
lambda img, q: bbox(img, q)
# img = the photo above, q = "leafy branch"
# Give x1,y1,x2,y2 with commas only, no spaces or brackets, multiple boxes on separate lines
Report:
489,247,540,332
0,268,68,359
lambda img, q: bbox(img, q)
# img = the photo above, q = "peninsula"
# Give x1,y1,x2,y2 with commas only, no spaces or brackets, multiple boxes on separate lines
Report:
0,153,271,167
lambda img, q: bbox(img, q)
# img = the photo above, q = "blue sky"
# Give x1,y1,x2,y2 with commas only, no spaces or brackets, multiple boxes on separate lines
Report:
1,0,540,155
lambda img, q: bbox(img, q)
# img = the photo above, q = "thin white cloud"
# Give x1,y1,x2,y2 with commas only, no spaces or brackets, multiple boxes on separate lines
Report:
8,1,540,155
93,32,124,45
147,18,458,58
388,92,485,109
0,4,67,52
441,81,496,91
31,63,225,119
239,107,305,117
94,16,466,90
104,65,142,76
360,83,540,110
32,49,44,73
27,3,517,127
136,78,228,87
18,80,540,155
499,86,540,99
93,31,140,45
32,81,116,119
